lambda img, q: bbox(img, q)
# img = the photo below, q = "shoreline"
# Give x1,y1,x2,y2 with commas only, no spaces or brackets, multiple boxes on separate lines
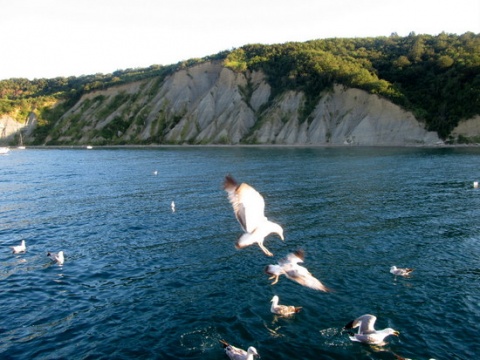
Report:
3,142,480,150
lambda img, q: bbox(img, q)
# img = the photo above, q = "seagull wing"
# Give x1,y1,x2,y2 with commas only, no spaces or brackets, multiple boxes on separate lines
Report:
356,314,377,333
225,175,266,233
219,340,247,360
279,251,304,266
285,266,330,292
274,304,301,316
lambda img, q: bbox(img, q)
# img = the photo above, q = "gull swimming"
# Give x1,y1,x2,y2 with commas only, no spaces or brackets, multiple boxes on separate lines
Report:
171,201,175,212
223,175,284,256
270,295,302,316
11,240,26,254
344,314,399,345
47,251,64,265
219,339,259,360
390,266,413,277
265,250,331,292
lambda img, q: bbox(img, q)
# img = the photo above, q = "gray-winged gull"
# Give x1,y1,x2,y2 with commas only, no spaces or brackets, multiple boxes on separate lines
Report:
344,314,399,345
223,175,284,256
219,339,259,360
265,250,331,292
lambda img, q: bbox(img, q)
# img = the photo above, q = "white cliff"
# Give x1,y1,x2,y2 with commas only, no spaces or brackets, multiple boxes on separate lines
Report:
42,61,443,146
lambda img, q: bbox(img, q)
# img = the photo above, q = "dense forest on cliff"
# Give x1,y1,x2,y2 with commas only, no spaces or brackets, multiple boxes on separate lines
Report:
1,32,479,139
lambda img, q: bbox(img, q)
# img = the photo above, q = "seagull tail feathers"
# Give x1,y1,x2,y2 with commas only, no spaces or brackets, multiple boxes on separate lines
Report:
293,249,305,261
219,339,230,348
223,175,238,191
343,319,355,330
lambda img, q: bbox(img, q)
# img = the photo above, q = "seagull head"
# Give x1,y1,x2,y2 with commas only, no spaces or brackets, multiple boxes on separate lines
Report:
274,224,284,240
271,295,279,303
390,329,400,336
247,346,259,358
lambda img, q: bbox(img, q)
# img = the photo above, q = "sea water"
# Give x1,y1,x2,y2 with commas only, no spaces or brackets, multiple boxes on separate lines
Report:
1,146,479,359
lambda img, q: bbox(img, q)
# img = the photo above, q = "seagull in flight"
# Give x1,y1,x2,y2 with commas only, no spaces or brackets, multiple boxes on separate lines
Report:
47,251,65,266
344,314,399,345
11,240,26,254
219,339,259,360
270,295,302,316
223,175,284,256
265,250,331,292
390,266,413,277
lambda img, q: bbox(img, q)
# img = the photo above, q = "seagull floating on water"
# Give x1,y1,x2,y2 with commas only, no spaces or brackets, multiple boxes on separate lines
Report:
47,251,64,265
219,339,259,360
11,240,26,254
344,314,399,345
223,175,284,256
270,295,302,316
390,265,413,277
171,201,175,212
265,250,331,292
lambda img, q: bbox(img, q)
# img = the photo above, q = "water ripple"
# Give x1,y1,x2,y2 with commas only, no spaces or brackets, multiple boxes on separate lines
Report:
1,147,480,359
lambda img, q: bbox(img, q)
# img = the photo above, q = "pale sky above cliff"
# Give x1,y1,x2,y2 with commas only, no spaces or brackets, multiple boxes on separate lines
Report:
1,0,479,80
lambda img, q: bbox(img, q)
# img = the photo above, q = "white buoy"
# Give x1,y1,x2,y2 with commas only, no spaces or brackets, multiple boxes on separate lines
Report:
153,170,158,175
474,181,478,188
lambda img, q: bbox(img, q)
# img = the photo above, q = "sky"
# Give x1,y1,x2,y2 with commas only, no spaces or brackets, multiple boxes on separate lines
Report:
1,0,479,80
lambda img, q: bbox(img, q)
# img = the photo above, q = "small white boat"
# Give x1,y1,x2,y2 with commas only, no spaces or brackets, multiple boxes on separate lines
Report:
86,145,93,150
0,147,10,155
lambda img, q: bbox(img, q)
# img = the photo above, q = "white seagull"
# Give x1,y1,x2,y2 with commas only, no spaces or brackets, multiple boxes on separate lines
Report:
11,240,26,254
344,314,399,345
223,175,284,256
265,250,331,292
171,201,175,212
390,266,414,277
47,251,65,265
219,339,259,360
270,295,302,316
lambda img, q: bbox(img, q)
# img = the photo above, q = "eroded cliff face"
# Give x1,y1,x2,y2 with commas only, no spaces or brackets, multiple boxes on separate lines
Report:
0,113,37,145
44,61,442,146
450,115,480,143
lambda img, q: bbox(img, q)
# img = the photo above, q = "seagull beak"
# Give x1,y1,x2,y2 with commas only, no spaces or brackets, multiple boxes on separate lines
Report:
394,330,400,336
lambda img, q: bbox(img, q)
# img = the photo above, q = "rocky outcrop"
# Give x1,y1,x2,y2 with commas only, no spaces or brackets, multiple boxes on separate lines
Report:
450,115,480,143
0,115,21,136
0,112,39,145
43,61,443,146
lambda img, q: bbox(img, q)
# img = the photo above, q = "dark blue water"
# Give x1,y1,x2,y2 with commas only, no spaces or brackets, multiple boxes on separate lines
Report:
1,147,479,360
